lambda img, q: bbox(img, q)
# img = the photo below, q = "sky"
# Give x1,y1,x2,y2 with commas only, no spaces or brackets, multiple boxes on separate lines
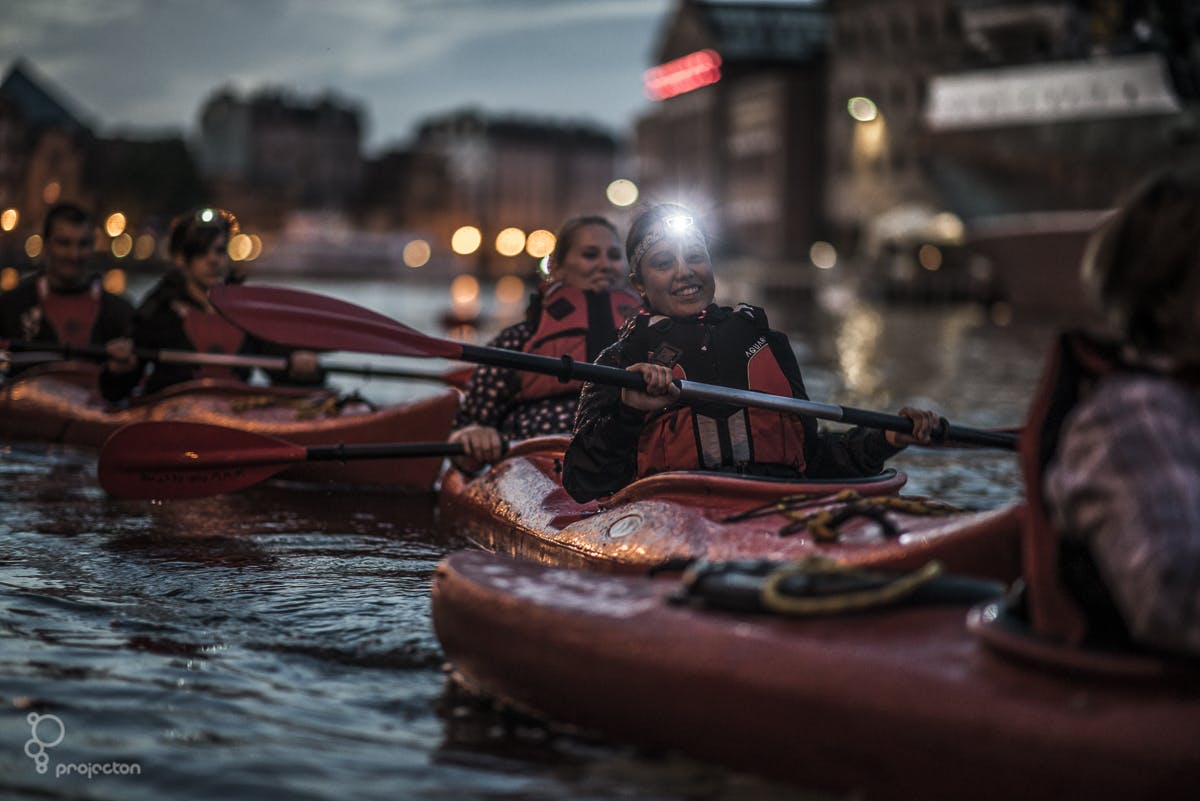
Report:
0,0,675,154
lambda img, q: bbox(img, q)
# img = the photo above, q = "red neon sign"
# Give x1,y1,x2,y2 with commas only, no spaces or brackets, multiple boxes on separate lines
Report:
643,49,722,101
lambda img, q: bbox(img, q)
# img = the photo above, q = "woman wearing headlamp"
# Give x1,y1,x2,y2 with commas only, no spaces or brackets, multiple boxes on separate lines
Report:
562,203,939,503
102,208,323,400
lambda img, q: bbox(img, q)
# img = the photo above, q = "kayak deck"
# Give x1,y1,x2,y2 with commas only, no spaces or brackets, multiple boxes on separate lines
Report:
439,437,1021,580
432,550,1200,801
2,362,459,490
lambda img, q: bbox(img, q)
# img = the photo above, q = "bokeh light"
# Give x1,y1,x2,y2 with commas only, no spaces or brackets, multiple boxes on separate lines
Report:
403,239,431,268
42,182,61,204
606,179,639,207
929,212,965,244
451,226,482,255
1,267,18,292
918,244,943,271
809,241,838,269
449,273,481,319
247,235,263,261
228,233,253,261
495,227,526,257
103,269,127,295
134,234,156,260
847,96,878,122
110,232,133,258
525,229,556,259
1,208,18,232
495,274,526,306
25,234,42,259
105,212,126,237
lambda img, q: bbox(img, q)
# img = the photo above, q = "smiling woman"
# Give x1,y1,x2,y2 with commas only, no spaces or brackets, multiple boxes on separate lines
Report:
561,202,944,503
447,214,642,472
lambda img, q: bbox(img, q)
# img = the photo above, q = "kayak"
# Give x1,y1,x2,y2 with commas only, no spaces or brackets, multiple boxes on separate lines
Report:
431,550,1200,801
438,437,1021,580
0,362,459,490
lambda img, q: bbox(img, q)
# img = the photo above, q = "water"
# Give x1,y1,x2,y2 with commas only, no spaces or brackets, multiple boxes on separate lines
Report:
1,275,1058,800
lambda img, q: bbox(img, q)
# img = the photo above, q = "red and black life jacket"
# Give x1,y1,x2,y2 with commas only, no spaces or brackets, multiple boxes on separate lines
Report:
625,305,807,478
174,300,246,381
38,275,101,348
518,283,641,401
1019,330,1135,647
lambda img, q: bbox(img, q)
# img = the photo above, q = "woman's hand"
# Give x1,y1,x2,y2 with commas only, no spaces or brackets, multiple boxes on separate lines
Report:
885,407,944,448
619,363,680,412
104,337,138,374
287,350,321,380
449,424,504,472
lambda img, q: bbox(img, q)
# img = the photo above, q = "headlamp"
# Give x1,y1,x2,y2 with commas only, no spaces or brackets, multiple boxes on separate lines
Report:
663,215,694,232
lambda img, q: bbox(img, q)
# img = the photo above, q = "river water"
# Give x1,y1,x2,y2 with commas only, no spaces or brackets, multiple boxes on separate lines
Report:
1,274,1061,800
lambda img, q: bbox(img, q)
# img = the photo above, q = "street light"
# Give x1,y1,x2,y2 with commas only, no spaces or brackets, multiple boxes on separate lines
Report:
606,179,639,207
451,225,482,255
495,227,526,257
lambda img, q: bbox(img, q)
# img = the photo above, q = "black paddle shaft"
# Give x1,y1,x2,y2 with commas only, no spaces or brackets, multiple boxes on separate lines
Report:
304,442,467,461
459,344,1018,450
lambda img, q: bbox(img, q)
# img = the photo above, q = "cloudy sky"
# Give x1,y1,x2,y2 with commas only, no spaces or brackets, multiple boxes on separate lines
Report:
1,0,674,153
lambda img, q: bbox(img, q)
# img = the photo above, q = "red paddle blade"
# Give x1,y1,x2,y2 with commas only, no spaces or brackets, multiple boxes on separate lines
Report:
209,285,464,360
98,421,307,500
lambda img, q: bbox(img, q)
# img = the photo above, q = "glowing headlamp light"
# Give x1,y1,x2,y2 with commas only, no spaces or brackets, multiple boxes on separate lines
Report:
663,215,694,232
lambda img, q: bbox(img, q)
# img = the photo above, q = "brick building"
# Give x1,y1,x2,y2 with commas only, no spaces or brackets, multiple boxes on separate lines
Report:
636,0,828,286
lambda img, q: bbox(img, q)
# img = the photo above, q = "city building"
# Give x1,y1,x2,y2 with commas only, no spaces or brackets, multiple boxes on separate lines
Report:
400,108,623,279
0,59,94,256
637,1,1198,313
922,0,1200,312
635,0,828,295
196,87,364,227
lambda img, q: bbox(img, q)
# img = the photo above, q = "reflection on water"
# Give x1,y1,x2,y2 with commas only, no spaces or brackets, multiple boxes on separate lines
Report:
0,279,1058,801
833,302,884,397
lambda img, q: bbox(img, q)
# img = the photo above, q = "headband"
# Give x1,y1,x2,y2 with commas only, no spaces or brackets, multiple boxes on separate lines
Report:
630,224,666,273
631,215,703,274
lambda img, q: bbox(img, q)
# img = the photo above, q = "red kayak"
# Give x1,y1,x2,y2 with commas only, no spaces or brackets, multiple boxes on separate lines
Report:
438,437,1021,581
432,550,1200,801
1,362,459,490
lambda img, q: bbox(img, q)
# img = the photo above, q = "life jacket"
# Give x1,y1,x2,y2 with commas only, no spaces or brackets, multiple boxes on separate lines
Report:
38,275,101,348
174,300,246,381
628,305,807,478
1019,330,1135,647
518,283,641,400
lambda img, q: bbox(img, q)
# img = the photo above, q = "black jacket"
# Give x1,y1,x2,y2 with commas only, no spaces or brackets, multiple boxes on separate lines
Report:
561,304,901,502
102,270,324,401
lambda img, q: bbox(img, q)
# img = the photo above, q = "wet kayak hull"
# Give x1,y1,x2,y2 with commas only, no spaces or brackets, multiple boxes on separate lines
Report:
438,438,1021,580
432,550,1200,801
1,363,458,490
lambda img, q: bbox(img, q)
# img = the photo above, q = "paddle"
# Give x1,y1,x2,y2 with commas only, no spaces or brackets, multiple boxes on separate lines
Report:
209,285,1018,450
1,338,469,386
98,421,473,499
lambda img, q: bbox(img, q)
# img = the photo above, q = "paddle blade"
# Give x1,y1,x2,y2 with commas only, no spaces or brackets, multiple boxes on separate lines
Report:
98,422,306,500
210,285,464,360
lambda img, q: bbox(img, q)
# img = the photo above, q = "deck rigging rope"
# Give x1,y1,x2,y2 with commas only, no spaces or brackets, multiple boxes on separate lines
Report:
724,490,962,541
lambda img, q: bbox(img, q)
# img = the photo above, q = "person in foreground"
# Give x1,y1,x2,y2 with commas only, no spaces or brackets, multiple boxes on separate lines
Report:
0,202,137,392
448,215,641,472
102,207,322,401
1028,167,1200,657
562,203,939,503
